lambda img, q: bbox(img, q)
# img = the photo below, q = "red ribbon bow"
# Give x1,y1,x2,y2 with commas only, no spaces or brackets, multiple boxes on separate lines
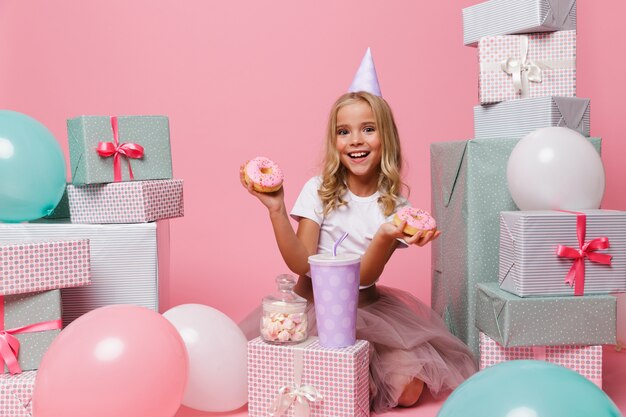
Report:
96,116,144,182
555,211,612,296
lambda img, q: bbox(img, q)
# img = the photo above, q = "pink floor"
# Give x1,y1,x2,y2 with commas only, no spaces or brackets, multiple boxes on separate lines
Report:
175,346,626,417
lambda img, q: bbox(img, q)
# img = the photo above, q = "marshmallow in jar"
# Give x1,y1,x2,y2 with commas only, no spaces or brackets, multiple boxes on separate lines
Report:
261,274,308,344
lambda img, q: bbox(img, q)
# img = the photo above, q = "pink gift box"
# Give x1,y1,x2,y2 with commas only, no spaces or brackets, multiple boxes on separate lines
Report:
478,30,576,104
480,332,602,387
0,240,90,295
248,337,370,417
67,179,184,224
0,371,35,416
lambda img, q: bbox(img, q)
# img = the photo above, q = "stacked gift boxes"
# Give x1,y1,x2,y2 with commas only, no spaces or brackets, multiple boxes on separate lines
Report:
432,0,621,383
0,240,91,416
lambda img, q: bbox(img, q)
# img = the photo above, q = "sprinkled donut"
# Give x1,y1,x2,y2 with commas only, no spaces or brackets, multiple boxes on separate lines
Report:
393,206,437,236
244,156,284,193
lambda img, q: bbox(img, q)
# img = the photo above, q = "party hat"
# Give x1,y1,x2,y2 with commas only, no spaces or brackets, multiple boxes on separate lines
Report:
348,47,382,97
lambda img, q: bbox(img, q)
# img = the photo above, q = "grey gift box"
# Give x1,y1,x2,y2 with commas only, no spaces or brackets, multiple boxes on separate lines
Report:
475,282,616,347
474,97,590,139
499,210,626,297
67,115,173,185
462,0,576,46
430,137,601,356
0,221,168,327
2,290,61,373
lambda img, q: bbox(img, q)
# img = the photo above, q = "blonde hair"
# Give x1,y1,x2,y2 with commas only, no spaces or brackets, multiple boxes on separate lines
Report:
318,91,406,217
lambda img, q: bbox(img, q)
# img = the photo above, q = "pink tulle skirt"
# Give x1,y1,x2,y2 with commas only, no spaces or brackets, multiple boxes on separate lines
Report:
239,285,477,413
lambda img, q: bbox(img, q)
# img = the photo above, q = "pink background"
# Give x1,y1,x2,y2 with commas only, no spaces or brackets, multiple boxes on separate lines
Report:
1,1,624,325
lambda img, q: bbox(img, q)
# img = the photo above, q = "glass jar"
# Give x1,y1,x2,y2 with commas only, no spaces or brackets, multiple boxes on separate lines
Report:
260,274,308,344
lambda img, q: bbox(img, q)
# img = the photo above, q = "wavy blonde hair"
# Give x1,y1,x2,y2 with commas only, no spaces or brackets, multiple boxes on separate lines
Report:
318,91,406,217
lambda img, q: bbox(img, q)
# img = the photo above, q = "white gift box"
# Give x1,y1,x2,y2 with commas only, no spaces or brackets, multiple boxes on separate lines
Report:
474,96,590,139
499,210,626,297
463,0,576,46
0,221,170,326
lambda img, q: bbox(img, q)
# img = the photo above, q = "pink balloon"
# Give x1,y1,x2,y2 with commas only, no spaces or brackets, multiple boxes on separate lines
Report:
32,305,188,417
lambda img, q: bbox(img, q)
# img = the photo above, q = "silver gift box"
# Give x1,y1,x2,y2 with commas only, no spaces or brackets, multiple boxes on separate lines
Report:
474,97,590,139
499,210,626,297
463,0,576,46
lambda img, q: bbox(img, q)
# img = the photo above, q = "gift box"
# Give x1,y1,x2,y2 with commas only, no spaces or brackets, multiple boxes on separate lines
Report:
617,293,626,348
475,282,616,347
478,30,576,104
1,290,62,374
0,240,90,295
0,221,168,327
248,337,369,417
500,210,626,297
474,96,590,139
480,332,602,387
462,0,577,46
67,179,184,224
67,115,173,185
0,371,36,417
430,137,602,356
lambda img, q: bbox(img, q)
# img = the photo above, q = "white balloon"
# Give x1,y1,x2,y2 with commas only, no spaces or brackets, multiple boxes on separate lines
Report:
163,304,248,412
507,127,605,210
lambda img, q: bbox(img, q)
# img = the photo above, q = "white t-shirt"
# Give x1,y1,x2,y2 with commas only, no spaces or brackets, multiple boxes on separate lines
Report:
290,177,410,289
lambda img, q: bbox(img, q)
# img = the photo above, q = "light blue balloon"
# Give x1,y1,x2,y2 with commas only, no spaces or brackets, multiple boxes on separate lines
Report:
0,110,66,223
438,360,622,417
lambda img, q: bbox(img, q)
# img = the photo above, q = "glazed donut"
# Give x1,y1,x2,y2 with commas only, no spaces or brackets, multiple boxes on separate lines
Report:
393,206,437,236
244,156,284,193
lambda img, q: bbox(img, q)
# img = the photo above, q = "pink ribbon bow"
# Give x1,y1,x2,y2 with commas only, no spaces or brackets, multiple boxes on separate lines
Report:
0,319,63,375
555,211,612,296
96,116,144,182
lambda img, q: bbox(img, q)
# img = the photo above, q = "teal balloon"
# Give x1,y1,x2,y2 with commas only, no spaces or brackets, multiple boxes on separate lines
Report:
438,360,622,417
0,110,66,222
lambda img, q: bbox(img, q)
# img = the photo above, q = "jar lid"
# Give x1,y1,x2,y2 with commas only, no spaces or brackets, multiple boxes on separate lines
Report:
263,300,307,314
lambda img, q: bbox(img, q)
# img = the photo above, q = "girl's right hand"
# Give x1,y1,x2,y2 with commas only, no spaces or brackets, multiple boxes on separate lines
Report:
239,163,285,213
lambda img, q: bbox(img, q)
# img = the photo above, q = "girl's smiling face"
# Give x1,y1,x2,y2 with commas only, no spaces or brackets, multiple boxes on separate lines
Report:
335,100,382,187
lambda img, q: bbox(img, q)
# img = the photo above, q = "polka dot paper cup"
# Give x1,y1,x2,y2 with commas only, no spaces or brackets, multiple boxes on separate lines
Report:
308,253,360,348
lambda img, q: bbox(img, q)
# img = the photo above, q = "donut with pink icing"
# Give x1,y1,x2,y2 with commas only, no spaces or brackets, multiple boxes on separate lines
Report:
244,156,284,193
393,206,436,236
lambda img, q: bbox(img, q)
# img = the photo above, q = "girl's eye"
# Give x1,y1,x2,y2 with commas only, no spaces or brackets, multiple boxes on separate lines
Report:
364,126,376,133
337,129,349,135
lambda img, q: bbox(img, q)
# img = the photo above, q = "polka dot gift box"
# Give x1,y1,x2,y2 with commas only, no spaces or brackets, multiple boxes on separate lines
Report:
67,115,173,185
0,371,36,417
475,283,616,348
248,337,369,417
479,332,603,387
67,179,184,224
478,30,576,104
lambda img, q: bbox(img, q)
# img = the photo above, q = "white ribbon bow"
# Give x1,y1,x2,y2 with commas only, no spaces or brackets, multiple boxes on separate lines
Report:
500,35,546,98
268,383,323,417
268,339,323,417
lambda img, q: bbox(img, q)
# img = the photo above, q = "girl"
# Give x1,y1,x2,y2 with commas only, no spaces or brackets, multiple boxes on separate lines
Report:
240,90,477,412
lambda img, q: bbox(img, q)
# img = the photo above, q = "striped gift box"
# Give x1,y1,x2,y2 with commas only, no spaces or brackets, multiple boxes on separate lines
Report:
462,0,576,46
67,179,184,224
478,30,576,104
0,371,36,417
499,210,626,297
479,332,602,387
0,221,166,327
248,337,369,417
474,96,590,139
